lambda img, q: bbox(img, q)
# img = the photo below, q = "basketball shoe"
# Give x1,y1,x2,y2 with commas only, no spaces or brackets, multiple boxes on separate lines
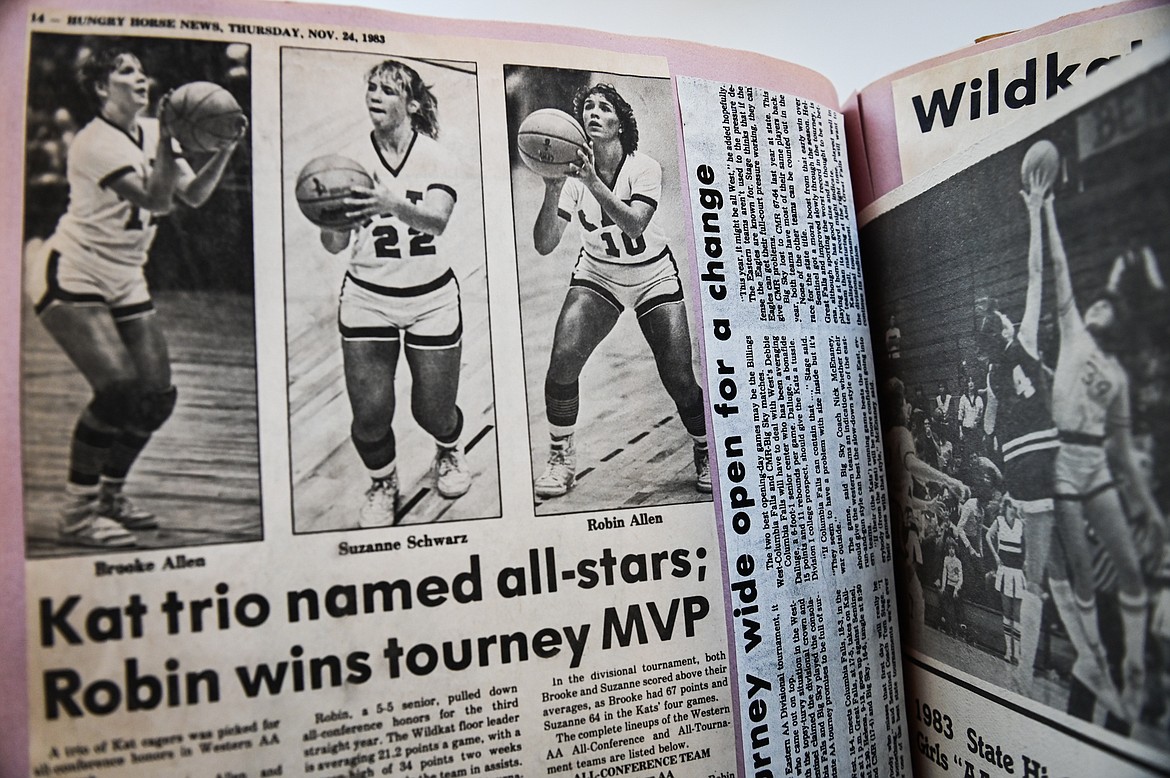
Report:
535,435,576,498
694,443,712,493
98,490,159,530
434,444,472,498
58,492,137,548
360,472,400,527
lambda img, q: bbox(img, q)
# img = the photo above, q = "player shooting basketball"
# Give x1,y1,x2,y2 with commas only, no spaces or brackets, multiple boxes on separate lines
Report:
318,58,472,527
26,47,245,548
529,83,709,498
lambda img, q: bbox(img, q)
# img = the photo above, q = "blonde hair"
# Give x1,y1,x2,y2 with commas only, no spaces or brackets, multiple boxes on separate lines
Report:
366,59,439,138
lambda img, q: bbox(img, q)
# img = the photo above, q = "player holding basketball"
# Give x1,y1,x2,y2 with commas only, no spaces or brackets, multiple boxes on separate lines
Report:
28,48,245,547
530,83,709,498
320,59,471,527
1042,189,1166,719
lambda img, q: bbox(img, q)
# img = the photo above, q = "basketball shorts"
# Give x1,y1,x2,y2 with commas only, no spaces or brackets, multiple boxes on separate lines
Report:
26,243,154,323
1054,438,1114,501
570,247,683,318
339,267,462,348
1004,446,1056,510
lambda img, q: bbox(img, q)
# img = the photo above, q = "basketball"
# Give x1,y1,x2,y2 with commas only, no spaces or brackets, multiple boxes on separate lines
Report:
295,155,373,229
517,109,589,178
1020,140,1060,194
167,81,246,153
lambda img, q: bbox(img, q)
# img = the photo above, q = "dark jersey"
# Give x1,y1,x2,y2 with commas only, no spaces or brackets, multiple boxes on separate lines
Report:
989,339,1059,462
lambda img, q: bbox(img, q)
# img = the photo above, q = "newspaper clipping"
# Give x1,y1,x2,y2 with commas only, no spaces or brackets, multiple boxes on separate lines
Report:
11,4,905,777
863,40,1170,778
676,76,907,775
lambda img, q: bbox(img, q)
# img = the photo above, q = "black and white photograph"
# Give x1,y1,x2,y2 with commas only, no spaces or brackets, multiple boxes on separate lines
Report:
282,48,498,532
21,33,259,558
505,66,711,516
865,61,1170,747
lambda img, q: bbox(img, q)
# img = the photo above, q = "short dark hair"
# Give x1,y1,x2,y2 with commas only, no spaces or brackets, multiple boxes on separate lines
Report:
573,83,638,154
78,48,136,107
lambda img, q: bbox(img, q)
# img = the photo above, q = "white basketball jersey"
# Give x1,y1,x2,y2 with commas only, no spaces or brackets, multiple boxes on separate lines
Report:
346,131,459,289
50,117,164,267
1052,328,1128,436
558,151,669,265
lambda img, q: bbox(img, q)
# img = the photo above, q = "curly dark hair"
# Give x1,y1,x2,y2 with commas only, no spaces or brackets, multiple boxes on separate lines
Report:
77,47,140,108
572,83,638,154
366,59,439,139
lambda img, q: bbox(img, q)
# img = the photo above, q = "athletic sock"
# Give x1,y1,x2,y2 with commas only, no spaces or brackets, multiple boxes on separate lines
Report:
102,429,151,483
1050,579,1093,658
99,476,127,499
368,461,397,481
1018,590,1043,676
1076,593,1107,658
545,377,579,431
1119,590,1149,669
68,417,114,490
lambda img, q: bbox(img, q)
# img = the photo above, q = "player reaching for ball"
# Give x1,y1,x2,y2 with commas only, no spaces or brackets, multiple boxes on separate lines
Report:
317,58,471,527
1042,187,1167,720
26,48,246,547
976,164,1123,714
529,83,709,498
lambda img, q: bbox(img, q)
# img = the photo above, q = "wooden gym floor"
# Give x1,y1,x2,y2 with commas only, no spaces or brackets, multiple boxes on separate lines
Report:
22,290,262,559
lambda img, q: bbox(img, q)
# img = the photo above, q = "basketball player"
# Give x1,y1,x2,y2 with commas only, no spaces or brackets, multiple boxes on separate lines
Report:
321,59,471,527
1043,191,1166,719
27,48,245,547
529,83,708,498
978,175,1124,715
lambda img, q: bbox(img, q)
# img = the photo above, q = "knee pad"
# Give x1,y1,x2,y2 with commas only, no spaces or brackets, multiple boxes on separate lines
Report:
678,398,706,438
89,379,139,429
135,385,177,432
432,406,463,446
352,425,396,471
